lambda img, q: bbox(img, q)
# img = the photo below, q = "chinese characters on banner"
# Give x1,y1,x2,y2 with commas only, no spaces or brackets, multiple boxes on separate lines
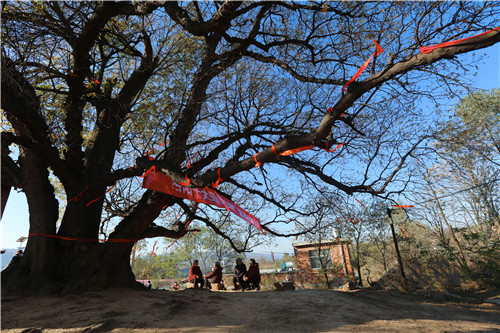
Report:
142,171,263,231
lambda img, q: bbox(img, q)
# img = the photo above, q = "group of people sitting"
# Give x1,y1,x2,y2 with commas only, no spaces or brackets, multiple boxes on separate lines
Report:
188,258,261,291
188,259,224,289
232,258,261,291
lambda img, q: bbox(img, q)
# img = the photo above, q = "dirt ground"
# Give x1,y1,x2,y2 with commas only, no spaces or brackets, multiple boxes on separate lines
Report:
2,288,499,333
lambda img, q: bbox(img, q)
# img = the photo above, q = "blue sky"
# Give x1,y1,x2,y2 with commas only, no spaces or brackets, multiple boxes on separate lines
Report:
2,44,499,254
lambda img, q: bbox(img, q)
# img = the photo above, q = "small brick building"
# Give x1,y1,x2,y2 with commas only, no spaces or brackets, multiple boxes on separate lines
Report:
284,239,354,289
293,239,353,275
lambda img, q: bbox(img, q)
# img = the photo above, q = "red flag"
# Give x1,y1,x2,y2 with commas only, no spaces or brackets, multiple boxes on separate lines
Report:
324,142,344,153
420,27,500,54
142,171,263,231
280,145,314,156
398,224,409,238
212,168,223,188
146,142,166,161
151,241,158,256
342,40,383,93
355,198,365,208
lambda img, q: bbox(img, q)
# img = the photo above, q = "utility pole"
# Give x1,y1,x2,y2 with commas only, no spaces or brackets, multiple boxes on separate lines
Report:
387,208,409,292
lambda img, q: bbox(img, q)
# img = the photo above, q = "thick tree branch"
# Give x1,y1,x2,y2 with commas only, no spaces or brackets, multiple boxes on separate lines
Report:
63,2,125,178
1,57,69,184
315,28,500,140
226,178,308,215
138,223,195,240
243,51,344,85
84,32,157,180
163,1,242,36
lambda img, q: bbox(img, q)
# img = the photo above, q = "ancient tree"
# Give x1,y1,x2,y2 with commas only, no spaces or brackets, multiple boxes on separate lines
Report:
1,1,499,294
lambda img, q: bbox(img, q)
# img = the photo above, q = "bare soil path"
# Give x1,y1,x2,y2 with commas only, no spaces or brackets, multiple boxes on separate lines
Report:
2,288,499,332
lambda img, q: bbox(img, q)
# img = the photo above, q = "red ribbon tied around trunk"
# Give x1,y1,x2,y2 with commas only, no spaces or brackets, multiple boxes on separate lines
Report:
86,183,116,207
67,185,88,203
178,174,191,186
146,142,166,161
29,233,137,243
254,153,262,167
342,39,383,93
419,27,500,54
212,168,223,188
271,144,280,159
139,165,156,178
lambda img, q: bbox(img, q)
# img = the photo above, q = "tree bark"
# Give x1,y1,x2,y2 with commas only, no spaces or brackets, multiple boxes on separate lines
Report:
2,144,60,295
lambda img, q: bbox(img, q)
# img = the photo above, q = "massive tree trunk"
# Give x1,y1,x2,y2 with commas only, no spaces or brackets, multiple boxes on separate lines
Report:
2,240,140,295
2,191,178,295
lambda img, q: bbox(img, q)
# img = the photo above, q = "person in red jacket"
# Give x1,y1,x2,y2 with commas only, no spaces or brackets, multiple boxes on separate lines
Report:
188,260,204,288
244,258,261,290
204,261,223,289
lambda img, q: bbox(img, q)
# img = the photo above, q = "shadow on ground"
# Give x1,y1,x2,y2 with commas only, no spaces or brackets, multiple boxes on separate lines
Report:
2,288,499,332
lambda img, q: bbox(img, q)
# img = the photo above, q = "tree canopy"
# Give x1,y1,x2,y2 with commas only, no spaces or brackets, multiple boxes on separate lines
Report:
1,1,499,293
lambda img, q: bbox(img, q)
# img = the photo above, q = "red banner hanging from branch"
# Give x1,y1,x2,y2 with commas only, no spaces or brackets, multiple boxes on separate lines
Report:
419,27,500,54
142,171,263,232
342,39,383,93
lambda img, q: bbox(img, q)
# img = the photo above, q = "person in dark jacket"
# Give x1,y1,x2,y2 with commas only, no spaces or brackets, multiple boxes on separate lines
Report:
232,258,247,290
188,260,204,288
244,258,261,290
4,249,23,270
204,261,223,289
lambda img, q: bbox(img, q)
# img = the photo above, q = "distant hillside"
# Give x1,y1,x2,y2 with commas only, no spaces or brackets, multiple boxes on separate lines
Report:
249,252,288,261
1,249,288,270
